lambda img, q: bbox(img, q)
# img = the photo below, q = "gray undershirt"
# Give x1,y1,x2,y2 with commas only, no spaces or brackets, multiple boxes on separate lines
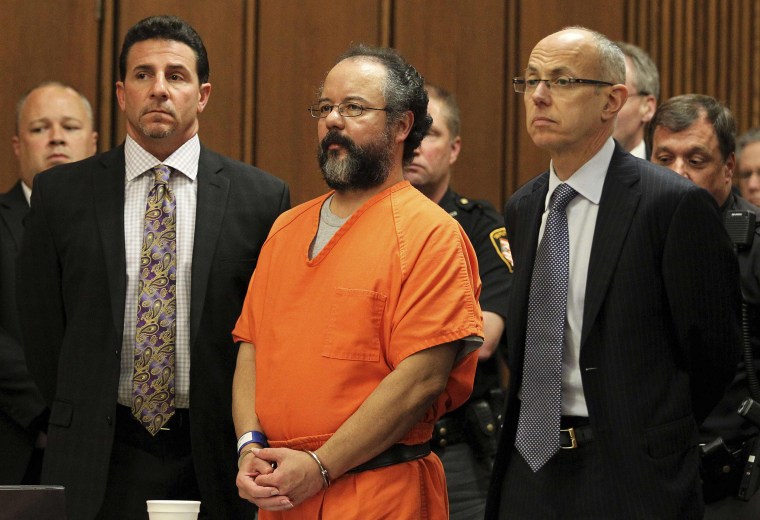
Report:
309,194,349,259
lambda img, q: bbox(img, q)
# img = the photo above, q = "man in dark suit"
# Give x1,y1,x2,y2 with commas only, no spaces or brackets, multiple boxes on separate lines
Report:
485,27,741,519
16,15,289,520
1,81,97,484
649,94,760,518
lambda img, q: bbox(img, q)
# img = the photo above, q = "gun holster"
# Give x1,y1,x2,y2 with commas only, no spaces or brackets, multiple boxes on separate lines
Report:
464,399,499,460
700,437,745,503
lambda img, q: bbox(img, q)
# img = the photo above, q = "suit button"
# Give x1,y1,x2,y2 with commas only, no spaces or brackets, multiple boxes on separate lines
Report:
106,416,113,425
438,427,447,436
438,438,447,447
115,350,120,357
486,423,495,433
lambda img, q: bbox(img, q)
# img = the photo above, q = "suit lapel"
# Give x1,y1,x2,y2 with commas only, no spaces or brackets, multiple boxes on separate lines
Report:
190,147,228,348
581,146,641,346
0,183,29,250
509,174,549,373
93,147,127,340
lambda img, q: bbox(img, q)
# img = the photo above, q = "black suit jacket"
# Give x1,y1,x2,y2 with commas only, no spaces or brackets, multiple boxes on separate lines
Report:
0,182,46,483
16,146,290,519
485,145,741,519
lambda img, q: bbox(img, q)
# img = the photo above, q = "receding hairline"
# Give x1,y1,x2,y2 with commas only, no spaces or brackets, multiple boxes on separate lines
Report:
16,81,94,132
530,26,625,84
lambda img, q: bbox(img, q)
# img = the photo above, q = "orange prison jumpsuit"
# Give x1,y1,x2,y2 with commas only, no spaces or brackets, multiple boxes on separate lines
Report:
233,181,483,519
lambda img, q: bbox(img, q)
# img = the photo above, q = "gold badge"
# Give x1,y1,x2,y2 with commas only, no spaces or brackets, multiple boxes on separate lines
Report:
490,227,513,272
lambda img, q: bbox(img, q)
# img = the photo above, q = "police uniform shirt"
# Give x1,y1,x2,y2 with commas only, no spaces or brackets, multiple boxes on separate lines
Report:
439,189,513,399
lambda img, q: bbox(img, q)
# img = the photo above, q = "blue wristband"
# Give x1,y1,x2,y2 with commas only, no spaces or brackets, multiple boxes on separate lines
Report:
237,430,268,455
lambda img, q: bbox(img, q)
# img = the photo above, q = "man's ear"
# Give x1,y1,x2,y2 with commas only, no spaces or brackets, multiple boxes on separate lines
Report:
641,94,657,124
725,151,736,181
449,136,462,165
602,84,628,122
115,81,126,112
197,83,212,113
12,135,20,160
394,111,414,144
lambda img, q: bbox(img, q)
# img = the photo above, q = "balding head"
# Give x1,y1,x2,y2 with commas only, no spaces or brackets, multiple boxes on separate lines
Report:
13,82,98,188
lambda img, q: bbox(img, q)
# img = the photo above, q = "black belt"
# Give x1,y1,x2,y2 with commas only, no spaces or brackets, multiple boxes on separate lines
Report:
115,404,192,457
348,442,431,473
559,416,594,449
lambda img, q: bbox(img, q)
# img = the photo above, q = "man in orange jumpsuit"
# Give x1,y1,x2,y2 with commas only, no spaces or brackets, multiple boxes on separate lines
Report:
232,44,483,519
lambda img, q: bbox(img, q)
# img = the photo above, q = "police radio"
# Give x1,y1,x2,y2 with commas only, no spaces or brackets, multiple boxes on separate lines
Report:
725,210,756,251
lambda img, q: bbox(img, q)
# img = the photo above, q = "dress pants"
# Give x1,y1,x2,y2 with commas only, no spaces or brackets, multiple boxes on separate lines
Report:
96,405,205,519
498,443,612,519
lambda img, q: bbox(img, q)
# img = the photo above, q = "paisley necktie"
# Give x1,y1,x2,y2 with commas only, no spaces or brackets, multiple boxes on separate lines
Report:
132,164,177,435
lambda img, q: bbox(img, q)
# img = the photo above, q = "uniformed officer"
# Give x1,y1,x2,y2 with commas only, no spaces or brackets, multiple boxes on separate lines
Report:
404,84,513,520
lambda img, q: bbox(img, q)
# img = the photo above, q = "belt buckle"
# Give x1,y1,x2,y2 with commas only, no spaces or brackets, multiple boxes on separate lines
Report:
560,427,577,449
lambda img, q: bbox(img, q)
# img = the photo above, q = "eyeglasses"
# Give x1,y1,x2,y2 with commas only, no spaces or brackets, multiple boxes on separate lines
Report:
308,102,390,118
513,76,614,93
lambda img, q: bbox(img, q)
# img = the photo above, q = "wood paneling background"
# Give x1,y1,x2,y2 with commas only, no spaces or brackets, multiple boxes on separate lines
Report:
1,0,759,208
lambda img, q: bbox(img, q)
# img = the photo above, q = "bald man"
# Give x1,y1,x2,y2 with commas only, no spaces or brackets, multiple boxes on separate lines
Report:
486,27,740,519
1,81,97,484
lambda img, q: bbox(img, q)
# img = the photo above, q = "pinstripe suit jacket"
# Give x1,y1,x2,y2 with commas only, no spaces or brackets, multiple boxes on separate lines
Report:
16,145,290,519
485,144,742,519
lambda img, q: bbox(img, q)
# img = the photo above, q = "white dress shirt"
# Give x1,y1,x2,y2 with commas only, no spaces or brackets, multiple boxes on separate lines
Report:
538,137,615,417
629,139,647,160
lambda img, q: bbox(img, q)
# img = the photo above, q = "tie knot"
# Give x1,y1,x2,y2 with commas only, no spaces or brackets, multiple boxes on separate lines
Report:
152,165,172,186
550,183,578,212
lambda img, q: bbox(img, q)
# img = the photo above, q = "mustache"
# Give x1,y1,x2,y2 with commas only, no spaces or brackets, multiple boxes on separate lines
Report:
320,130,355,153
140,104,176,118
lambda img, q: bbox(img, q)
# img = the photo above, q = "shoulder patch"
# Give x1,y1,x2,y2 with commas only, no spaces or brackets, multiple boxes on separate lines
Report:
489,227,513,272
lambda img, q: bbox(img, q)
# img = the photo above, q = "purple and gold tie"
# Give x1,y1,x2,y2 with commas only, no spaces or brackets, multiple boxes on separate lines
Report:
132,164,177,435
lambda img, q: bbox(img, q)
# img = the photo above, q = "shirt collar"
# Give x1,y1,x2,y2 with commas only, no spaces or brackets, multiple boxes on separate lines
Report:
547,137,615,206
629,139,647,160
21,181,32,206
124,134,200,181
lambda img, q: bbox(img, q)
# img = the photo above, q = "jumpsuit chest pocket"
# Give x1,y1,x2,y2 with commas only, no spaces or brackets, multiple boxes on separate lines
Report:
321,288,387,361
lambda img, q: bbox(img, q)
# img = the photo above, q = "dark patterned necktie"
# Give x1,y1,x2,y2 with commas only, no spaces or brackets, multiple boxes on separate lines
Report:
515,183,578,472
132,164,176,435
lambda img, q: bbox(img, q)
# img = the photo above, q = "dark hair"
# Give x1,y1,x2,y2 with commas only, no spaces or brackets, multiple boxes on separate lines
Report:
647,94,736,161
426,83,461,139
336,44,432,165
119,15,209,84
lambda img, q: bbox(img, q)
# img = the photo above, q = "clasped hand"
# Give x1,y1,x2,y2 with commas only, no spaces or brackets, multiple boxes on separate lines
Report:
236,447,326,511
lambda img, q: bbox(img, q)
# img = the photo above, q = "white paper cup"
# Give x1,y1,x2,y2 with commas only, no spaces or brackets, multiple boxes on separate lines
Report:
146,500,201,520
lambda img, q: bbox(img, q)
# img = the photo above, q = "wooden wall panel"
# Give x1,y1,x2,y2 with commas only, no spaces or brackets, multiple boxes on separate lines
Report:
0,0,101,192
254,0,386,205
393,0,507,206
624,0,760,135
111,1,249,160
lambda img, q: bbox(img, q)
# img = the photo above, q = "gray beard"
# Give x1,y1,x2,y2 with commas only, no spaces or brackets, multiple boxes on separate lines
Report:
319,129,395,192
